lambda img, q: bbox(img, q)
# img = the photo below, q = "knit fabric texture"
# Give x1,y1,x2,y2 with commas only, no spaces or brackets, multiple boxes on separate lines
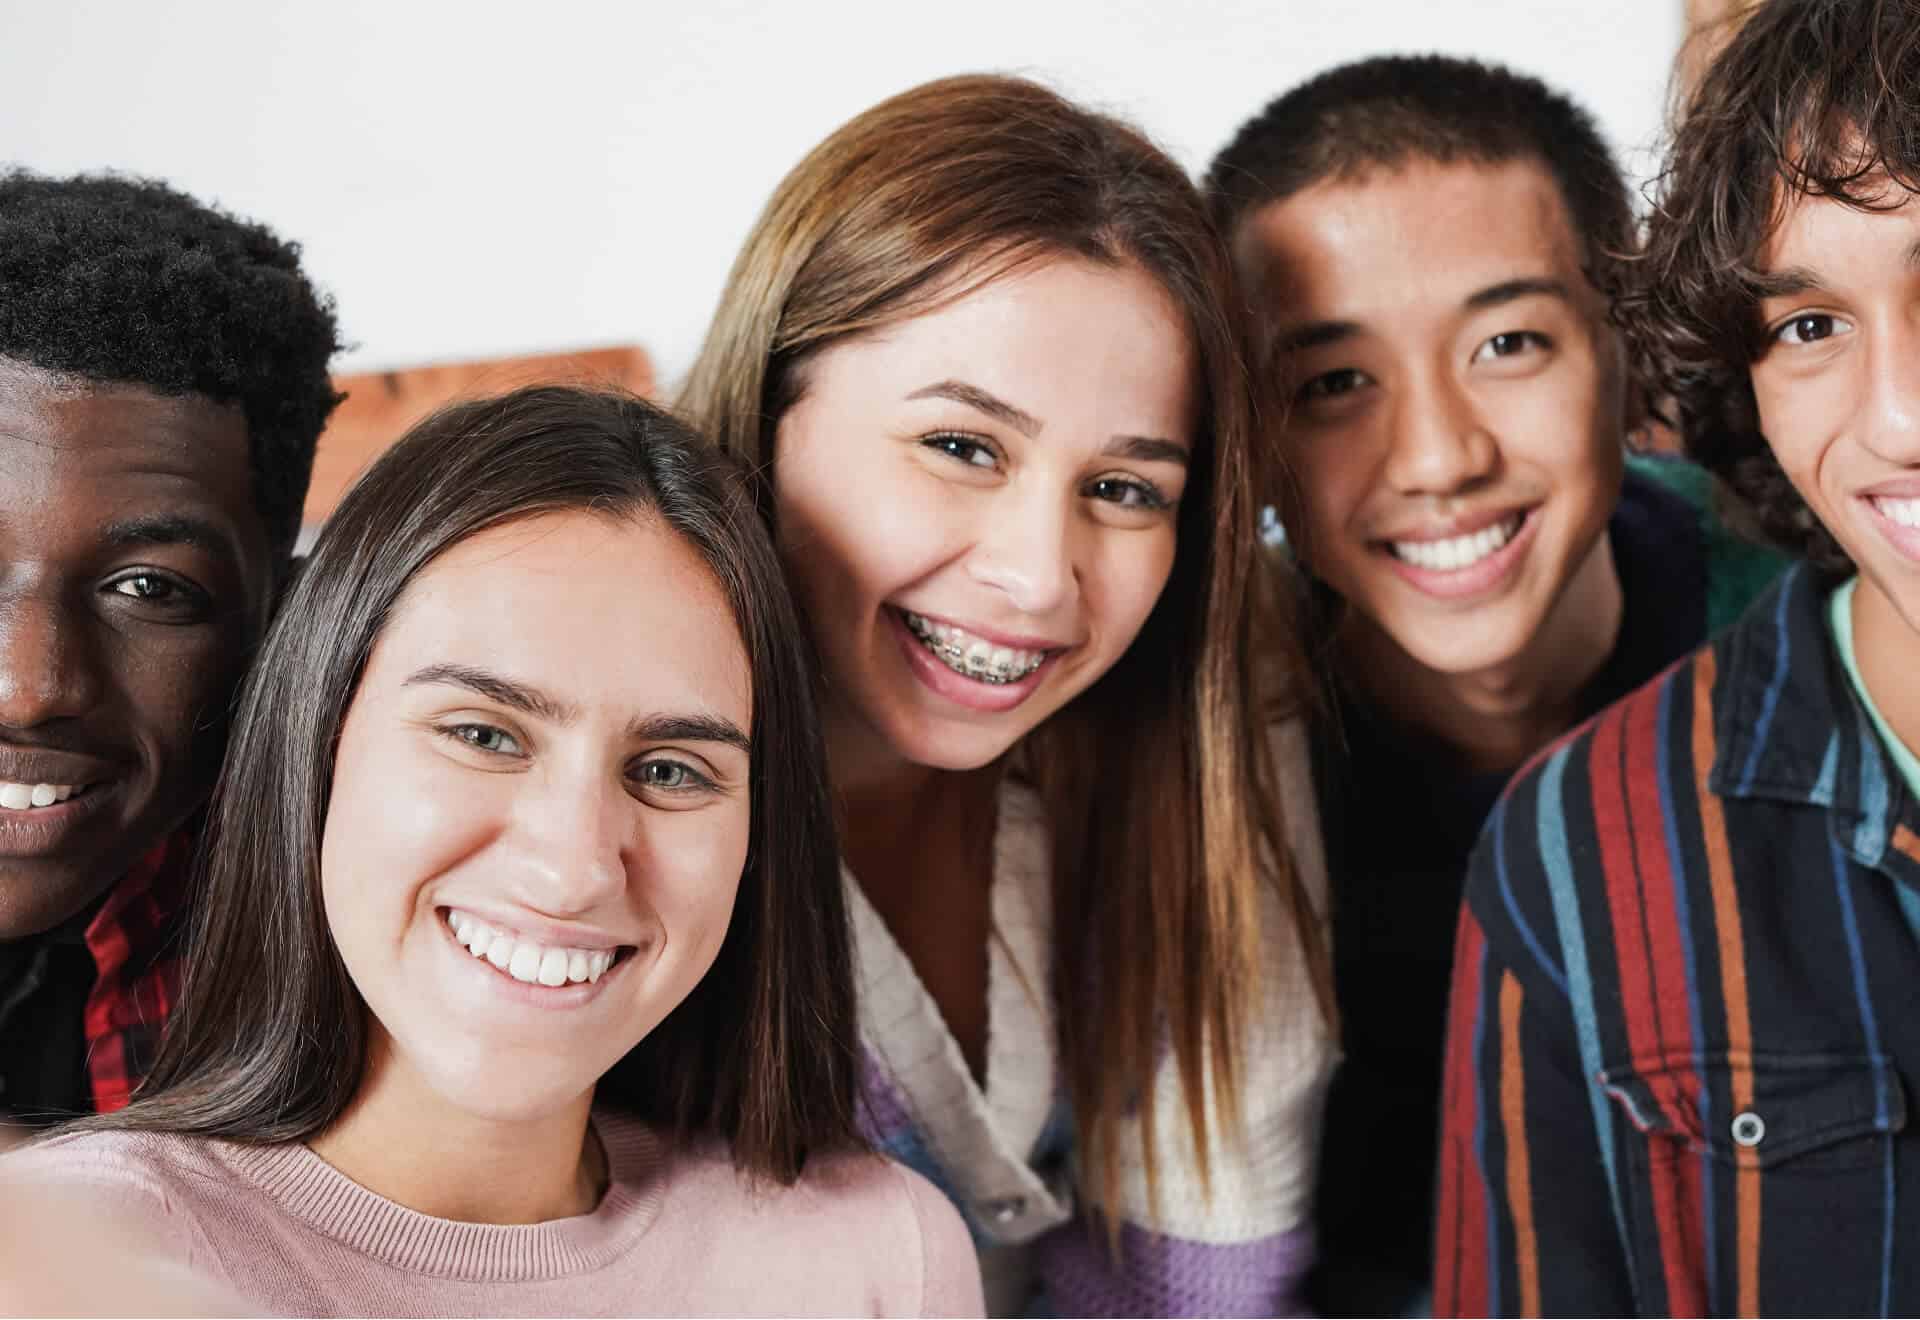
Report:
852,720,1336,1317
0,1108,984,1316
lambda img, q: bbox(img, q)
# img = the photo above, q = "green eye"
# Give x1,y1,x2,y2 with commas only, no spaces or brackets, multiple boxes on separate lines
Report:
637,759,711,791
444,724,522,756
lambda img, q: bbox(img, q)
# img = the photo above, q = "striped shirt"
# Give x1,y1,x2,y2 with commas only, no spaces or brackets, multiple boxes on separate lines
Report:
1437,565,1920,1316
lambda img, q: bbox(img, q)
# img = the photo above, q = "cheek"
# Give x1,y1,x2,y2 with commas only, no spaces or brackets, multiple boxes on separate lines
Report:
127,629,251,766
320,724,492,946
774,447,953,607
1290,436,1375,561
1752,378,1831,498
1086,529,1179,654
646,807,751,963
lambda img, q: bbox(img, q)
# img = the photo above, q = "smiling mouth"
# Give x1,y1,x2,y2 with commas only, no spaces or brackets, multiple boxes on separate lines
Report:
1381,512,1528,572
1871,494,1920,529
444,908,632,987
0,780,99,812
898,610,1050,685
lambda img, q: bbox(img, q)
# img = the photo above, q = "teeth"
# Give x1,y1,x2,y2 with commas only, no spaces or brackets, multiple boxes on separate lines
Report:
1390,515,1523,572
0,781,83,811
1875,496,1920,528
445,909,616,987
901,611,1048,684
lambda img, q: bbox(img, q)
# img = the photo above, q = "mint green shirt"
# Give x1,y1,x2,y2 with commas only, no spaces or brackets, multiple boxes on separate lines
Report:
1829,577,1920,800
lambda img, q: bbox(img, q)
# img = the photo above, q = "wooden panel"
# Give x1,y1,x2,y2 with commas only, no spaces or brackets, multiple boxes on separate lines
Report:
304,344,654,527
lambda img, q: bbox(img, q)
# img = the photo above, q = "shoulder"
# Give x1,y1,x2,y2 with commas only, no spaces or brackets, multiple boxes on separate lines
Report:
801,1151,982,1314
0,1128,233,1307
0,1126,208,1204
645,1136,983,1317
1465,642,1719,971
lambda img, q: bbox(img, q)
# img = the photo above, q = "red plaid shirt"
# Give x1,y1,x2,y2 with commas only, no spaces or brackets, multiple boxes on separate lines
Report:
79,832,193,1112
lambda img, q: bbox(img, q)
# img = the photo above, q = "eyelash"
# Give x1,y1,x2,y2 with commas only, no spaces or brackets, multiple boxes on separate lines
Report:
922,432,999,468
435,723,716,792
1772,312,1853,346
1298,368,1371,402
920,432,1174,510
104,570,212,615
1473,330,1553,362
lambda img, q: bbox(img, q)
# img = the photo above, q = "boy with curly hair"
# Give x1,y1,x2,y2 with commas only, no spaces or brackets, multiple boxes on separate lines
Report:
1437,1,1920,1311
0,173,339,1135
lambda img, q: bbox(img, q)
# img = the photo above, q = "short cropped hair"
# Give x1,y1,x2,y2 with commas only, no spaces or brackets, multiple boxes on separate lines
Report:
0,172,342,564
1626,0,1920,572
1205,54,1634,302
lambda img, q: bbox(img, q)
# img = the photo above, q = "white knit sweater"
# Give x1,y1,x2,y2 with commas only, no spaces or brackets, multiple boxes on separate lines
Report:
849,720,1338,1317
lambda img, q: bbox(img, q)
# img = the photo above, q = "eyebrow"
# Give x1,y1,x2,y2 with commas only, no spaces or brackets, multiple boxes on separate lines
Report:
1274,278,1575,357
406,663,575,723
1463,277,1574,310
102,513,240,563
403,663,751,751
630,714,752,754
906,379,1041,437
1757,239,1920,300
1103,435,1189,466
1276,320,1361,354
908,377,1185,464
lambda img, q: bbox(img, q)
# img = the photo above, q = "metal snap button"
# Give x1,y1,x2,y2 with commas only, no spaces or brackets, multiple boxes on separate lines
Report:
1731,1111,1765,1147
979,1195,1027,1224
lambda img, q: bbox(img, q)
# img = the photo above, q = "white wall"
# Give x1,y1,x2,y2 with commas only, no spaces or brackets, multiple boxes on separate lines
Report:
1,0,1682,387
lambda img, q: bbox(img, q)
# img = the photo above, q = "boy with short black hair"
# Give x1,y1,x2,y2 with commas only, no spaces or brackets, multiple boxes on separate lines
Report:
1207,57,1785,1314
0,172,339,1130
1437,1,1920,1312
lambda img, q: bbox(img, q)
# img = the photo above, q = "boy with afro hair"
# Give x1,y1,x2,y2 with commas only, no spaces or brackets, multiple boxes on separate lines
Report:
0,172,339,1137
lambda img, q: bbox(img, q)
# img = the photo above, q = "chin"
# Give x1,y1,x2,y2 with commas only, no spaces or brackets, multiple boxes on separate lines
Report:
890,715,1029,773
406,1045,605,1125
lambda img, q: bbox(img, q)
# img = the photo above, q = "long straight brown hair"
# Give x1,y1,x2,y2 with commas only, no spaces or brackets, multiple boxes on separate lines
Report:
71,386,860,1184
680,73,1332,1215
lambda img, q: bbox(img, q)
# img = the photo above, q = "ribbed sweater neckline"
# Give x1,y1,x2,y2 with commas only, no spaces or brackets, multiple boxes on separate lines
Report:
211,1110,667,1282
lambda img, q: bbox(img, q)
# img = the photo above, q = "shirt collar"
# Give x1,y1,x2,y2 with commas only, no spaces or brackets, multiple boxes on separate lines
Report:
1709,563,1918,874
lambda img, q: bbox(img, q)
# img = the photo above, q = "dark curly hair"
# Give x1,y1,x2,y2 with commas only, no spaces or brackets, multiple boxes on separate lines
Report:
1204,55,1635,308
0,171,343,566
1627,0,1920,573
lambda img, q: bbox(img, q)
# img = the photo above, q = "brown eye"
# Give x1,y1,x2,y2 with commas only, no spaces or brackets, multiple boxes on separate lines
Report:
1775,313,1851,346
1298,368,1369,401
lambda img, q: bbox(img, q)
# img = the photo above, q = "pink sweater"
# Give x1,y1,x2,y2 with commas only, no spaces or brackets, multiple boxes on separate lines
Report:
0,1109,983,1316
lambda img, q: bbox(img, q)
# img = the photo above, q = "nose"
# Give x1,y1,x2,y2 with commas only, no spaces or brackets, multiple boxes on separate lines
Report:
1858,320,1920,465
506,765,632,917
1381,370,1500,497
965,483,1078,616
0,590,102,730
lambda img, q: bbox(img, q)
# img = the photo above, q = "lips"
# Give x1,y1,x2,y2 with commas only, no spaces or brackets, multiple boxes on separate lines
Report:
1372,506,1541,600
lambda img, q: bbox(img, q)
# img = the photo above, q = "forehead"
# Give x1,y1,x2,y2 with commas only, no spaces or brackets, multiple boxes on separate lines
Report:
0,358,259,541
374,511,752,725
800,256,1196,436
1757,175,1920,274
1243,157,1589,322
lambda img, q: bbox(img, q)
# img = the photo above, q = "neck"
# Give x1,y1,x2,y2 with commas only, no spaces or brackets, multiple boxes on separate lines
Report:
824,703,1001,906
1342,532,1624,775
307,1028,604,1225
1853,575,1920,763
